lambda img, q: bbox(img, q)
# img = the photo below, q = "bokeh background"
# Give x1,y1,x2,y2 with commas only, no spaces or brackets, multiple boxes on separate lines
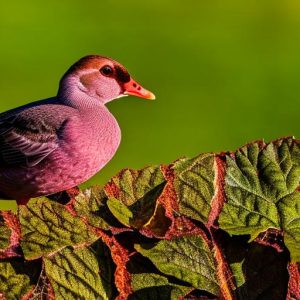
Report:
1,0,300,210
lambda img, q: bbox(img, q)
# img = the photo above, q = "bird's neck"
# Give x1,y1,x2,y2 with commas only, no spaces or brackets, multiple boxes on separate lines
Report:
57,75,107,110
57,88,102,110
57,85,118,132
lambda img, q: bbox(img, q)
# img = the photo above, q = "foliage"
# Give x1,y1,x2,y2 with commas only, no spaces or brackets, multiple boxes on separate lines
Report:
1,137,300,299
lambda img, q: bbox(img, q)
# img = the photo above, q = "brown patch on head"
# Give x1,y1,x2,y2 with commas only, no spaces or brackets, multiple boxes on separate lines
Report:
61,55,131,84
64,55,108,76
114,65,130,83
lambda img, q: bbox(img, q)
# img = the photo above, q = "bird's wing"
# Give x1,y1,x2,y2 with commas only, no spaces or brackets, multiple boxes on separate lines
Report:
0,104,72,167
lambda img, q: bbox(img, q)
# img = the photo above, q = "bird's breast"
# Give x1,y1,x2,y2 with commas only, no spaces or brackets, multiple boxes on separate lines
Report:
59,109,121,176
29,107,122,195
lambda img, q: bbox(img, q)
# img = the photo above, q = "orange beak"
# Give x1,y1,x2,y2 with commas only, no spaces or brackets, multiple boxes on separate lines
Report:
123,78,155,100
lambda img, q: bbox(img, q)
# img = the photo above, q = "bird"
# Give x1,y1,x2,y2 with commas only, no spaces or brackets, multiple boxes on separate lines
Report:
0,55,155,205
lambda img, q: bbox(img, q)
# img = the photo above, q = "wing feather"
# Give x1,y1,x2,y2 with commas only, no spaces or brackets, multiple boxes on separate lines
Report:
0,103,72,167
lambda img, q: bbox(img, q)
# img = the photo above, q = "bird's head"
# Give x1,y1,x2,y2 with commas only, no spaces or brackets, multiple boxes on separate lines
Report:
58,55,155,106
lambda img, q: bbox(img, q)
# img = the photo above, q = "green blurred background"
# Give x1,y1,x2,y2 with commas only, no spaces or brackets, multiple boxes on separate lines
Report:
1,0,300,210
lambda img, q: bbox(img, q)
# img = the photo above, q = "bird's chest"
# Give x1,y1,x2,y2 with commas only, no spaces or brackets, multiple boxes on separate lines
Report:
61,113,121,172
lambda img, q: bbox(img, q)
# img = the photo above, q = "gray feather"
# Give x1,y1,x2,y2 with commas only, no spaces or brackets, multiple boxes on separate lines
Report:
0,99,75,167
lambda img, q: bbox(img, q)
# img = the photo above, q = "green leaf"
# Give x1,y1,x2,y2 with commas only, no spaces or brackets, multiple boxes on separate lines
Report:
44,246,109,300
129,273,191,299
219,138,300,261
106,166,166,229
19,198,98,259
277,192,300,262
105,165,165,206
230,261,246,288
107,197,133,227
173,153,215,223
135,235,219,296
219,142,280,238
0,214,11,252
107,184,167,231
91,240,117,300
73,188,112,230
0,261,32,299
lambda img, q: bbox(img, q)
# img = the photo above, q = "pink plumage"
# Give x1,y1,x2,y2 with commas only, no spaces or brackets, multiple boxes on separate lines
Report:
0,55,155,204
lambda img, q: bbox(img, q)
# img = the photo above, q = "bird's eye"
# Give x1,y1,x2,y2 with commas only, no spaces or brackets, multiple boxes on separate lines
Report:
100,65,113,77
